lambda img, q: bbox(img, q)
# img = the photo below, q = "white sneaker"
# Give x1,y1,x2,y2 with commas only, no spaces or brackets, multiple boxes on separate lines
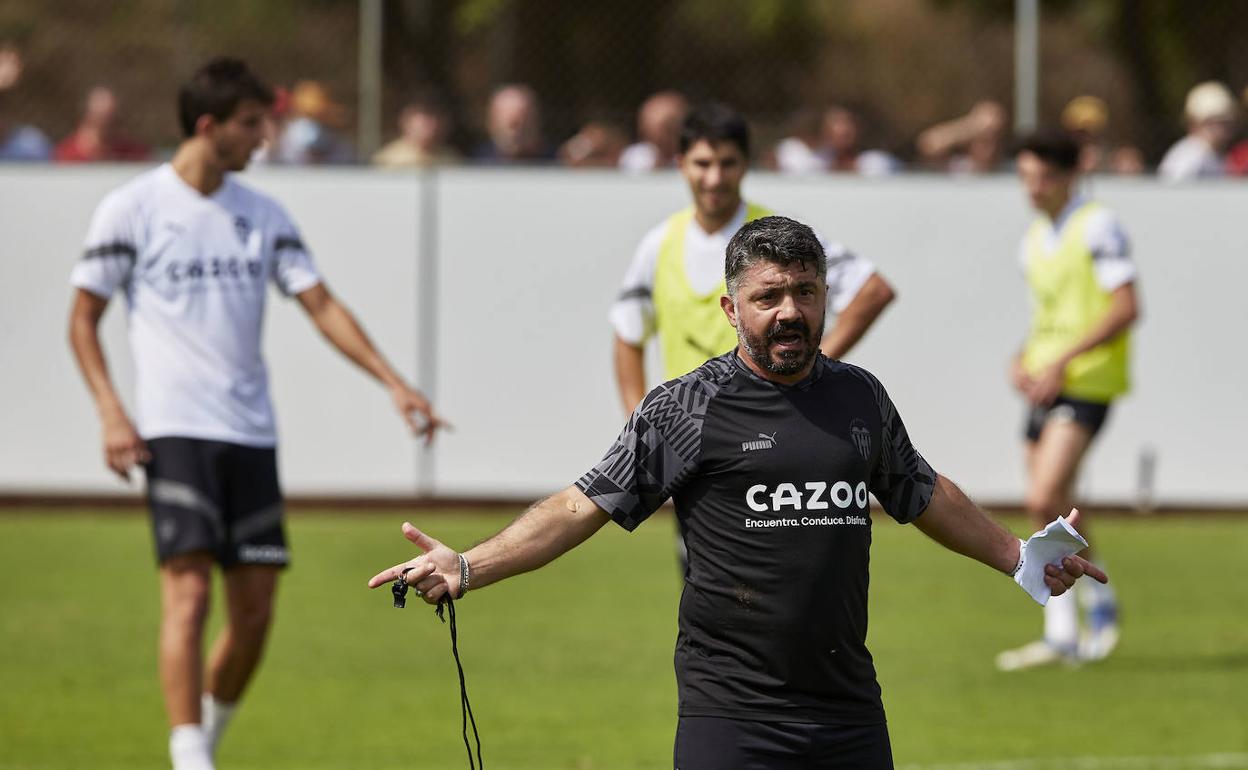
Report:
995,640,1077,672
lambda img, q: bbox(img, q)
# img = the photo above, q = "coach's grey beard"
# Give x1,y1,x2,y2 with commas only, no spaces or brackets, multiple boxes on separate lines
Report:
738,317,824,376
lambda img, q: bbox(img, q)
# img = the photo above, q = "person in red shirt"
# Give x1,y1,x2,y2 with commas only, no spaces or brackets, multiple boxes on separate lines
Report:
55,86,150,163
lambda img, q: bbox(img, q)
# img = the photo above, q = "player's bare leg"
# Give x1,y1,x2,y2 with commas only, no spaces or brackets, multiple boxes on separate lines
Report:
998,420,1095,671
160,553,214,725
1024,419,1093,537
159,552,215,769
1023,414,1123,653
1025,420,1122,662
207,565,278,700
202,565,279,754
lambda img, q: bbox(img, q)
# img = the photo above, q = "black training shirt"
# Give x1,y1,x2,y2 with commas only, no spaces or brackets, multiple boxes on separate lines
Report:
576,352,937,725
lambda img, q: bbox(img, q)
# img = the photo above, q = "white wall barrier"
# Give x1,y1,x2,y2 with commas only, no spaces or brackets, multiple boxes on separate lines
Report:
2,166,1244,505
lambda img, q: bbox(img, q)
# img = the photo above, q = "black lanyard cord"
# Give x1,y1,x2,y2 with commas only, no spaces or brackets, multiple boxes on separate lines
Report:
436,597,483,769
393,572,484,769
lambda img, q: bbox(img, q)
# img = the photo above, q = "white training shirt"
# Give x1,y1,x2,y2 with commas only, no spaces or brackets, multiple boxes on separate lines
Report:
610,201,876,345
70,164,321,447
1017,197,1137,292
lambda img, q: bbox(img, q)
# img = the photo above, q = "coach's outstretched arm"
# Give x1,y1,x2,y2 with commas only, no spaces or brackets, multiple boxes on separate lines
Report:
367,486,612,604
914,474,1108,598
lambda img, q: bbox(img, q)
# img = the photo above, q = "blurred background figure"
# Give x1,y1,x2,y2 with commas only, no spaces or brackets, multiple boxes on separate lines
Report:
1106,145,1146,175
372,91,459,169
1061,95,1111,173
1060,95,1145,176
249,85,289,165
618,89,688,172
822,105,900,176
1158,81,1236,181
0,41,50,161
1224,86,1248,176
917,100,1009,174
772,107,828,174
558,119,628,168
276,79,354,165
474,83,551,163
54,86,150,163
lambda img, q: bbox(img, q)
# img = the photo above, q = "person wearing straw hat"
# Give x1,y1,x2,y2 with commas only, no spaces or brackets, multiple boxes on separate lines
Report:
275,79,354,164
1159,81,1237,181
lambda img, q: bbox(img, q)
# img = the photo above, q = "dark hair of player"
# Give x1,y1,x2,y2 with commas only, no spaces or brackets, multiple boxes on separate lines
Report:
725,215,827,297
178,57,274,138
1014,129,1081,172
679,102,751,157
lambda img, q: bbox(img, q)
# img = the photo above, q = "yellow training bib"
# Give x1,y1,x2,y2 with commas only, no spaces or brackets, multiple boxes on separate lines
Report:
653,203,773,380
1021,201,1130,402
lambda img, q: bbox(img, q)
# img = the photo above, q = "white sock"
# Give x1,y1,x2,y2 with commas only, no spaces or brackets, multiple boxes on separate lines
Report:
169,724,214,770
1043,589,1079,652
201,694,237,756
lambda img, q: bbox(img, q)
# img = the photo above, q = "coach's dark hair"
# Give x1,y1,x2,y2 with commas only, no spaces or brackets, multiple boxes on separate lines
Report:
725,216,826,296
679,102,750,157
178,57,273,138
1014,129,1081,172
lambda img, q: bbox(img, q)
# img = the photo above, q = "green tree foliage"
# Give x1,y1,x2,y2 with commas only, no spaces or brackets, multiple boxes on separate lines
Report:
935,0,1248,153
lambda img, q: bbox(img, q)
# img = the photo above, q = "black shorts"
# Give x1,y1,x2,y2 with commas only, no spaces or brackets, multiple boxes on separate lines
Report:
144,436,289,568
1024,395,1112,443
674,716,892,770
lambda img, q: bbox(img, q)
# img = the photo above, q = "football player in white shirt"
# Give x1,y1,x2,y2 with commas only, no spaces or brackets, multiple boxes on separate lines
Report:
67,58,447,770
611,103,897,414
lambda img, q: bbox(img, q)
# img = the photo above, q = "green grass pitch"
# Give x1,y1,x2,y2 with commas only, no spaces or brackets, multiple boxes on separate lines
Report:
1,509,1246,769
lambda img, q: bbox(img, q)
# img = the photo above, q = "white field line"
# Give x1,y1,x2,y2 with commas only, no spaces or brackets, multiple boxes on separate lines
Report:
902,753,1248,770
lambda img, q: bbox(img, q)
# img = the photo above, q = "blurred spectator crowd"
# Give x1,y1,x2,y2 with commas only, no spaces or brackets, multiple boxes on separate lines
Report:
4,41,1248,181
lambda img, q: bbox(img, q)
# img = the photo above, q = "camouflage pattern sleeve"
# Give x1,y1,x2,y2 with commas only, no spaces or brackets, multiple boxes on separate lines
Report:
576,358,730,531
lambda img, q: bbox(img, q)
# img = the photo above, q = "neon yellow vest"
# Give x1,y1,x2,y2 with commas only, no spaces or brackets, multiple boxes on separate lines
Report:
1021,201,1130,402
653,203,773,379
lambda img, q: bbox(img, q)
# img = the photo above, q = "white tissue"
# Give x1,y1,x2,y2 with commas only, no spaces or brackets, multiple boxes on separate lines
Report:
1015,516,1089,605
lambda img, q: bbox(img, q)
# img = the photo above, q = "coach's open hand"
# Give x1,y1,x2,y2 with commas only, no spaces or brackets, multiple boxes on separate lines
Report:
368,522,461,604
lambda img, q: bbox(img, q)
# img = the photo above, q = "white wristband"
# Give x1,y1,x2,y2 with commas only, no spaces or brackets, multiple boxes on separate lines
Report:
1010,538,1026,577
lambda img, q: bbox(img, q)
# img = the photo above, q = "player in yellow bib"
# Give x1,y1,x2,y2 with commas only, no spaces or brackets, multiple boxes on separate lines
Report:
996,131,1140,672
610,103,896,413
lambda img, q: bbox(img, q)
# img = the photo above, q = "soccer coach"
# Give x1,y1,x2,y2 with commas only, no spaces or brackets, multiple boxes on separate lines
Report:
369,215,1106,769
